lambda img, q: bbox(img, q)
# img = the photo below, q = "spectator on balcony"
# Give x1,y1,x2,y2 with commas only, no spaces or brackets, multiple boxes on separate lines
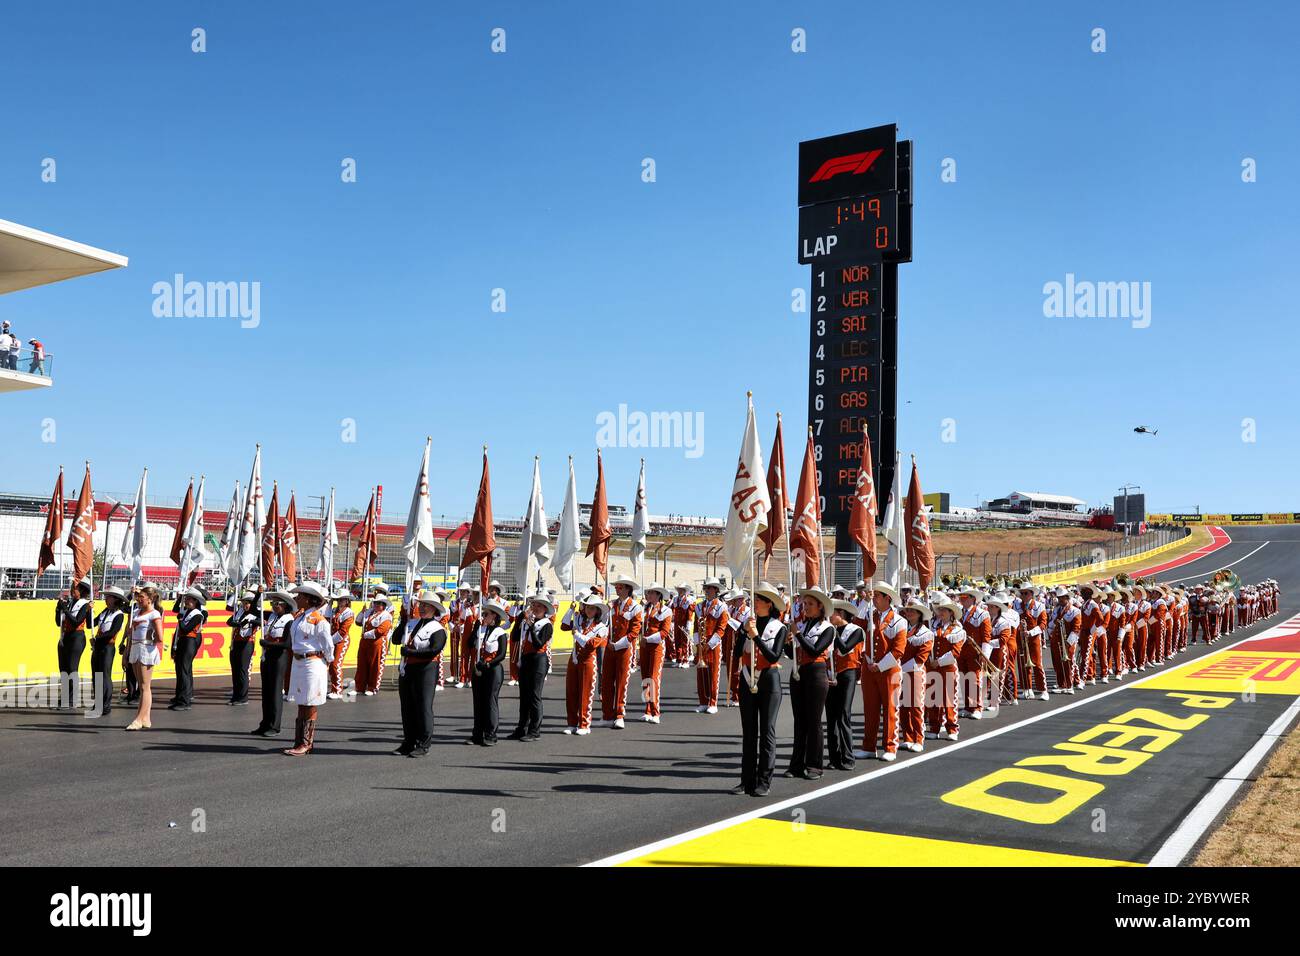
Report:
0,323,15,370
27,340,45,375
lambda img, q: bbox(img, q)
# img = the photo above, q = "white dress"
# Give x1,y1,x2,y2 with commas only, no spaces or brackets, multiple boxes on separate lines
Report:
286,610,334,706
128,609,163,666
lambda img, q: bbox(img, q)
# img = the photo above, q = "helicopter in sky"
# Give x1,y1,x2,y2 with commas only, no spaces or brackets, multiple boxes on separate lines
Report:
1133,425,1158,435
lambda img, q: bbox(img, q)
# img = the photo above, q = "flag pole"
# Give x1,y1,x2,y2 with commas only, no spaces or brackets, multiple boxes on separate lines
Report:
780,414,794,596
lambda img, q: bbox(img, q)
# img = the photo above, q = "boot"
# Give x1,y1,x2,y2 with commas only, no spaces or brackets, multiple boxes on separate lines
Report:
283,718,309,756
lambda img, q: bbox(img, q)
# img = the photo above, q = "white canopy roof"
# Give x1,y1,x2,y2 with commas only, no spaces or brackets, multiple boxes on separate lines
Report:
1007,491,1087,507
0,218,128,295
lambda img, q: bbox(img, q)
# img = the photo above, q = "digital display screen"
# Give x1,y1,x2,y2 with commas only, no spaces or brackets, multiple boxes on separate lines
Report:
798,124,898,206
798,192,899,264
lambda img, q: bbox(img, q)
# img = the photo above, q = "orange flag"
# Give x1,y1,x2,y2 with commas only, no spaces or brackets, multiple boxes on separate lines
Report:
904,456,935,590
66,463,97,584
758,415,789,561
37,468,66,579
789,430,822,589
847,425,879,581
350,491,379,583
460,449,497,589
170,479,194,566
282,492,300,582
585,450,612,578
262,483,282,584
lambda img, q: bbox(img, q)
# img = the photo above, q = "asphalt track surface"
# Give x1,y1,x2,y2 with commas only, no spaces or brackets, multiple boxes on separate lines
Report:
2,526,1296,867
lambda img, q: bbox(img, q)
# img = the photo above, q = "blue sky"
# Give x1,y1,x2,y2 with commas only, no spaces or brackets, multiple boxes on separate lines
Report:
2,0,1297,519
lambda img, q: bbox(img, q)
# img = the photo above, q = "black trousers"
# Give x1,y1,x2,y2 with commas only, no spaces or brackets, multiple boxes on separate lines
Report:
788,664,830,776
514,653,550,736
229,639,254,702
471,664,504,743
398,659,438,746
825,668,858,769
171,635,199,705
259,647,289,733
57,633,86,708
739,667,782,791
89,638,115,714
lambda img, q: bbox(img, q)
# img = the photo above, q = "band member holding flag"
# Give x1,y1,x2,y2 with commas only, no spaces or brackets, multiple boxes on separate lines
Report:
826,598,865,770
228,589,260,705
638,584,671,723
89,586,127,717
468,598,509,746
733,583,788,796
253,590,295,736
168,586,207,711
787,586,834,778
565,594,607,735
393,589,448,757
508,593,555,740
55,580,93,709
858,583,907,762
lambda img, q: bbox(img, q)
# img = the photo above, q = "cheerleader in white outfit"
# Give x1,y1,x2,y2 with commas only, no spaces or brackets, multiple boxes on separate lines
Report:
125,586,166,731
283,582,334,756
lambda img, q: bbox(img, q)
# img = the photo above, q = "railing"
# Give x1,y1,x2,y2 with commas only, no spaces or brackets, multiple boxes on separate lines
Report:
0,345,53,378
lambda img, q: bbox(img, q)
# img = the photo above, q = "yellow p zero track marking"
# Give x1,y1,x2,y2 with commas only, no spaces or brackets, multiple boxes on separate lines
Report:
619,818,1137,867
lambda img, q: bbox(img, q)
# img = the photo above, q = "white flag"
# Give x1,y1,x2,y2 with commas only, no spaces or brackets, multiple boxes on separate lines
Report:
316,487,338,583
218,480,241,582
630,459,649,577
402,438,437,591
122,468,149,584
723,395,771,588
517,457,551,592
235,446,264,583
178,475,207,585
883,451,906,588
553,456,581,593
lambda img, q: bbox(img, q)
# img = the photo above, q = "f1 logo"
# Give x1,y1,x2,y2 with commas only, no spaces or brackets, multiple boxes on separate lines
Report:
808,149,884,183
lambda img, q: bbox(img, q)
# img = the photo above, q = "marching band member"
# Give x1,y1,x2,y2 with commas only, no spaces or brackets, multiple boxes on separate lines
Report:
925,598,965,741
393,590,448,757
354,586,393,696
858,583,907,761
733,583,788,796
448,584,470,686
1133,585,1152,667
168,586,207,711
54,580,93,709
88,586,127,717
826,599,865,770
124,585,166,731
1047,586,1080,693
599,576,643,729
565,594,608,735
1122,586,1139,672
282,582,333,756
1107,588,1128,679
987,593,1018,708
694,578,730,715
957,587,992,718
669,583,694,667
1150,586,1169,666
252,590,295,736
724,588,752,706
638,584,672,723
468,598,509,746
1016,583,1048,700
326,588,355,699
1189,586,1208,645
1075,584,1103,688
898,598,933,753
508,593,555,740
228,588,260,705
786,587,834,778
459,586,481,687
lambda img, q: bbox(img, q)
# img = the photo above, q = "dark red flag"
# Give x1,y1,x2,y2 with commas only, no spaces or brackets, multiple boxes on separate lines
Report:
585,450,612,578
37,468,65,579
847,426,878,580
789,430,822,589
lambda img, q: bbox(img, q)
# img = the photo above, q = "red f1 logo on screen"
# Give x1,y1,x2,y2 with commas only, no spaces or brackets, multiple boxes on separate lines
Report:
808,149,884,183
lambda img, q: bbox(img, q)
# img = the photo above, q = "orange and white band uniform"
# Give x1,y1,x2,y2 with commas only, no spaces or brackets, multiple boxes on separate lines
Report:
354,605,392,693
601,596,643,722
640,598,671,717
862,606,907,755
925,619,964,735
328,605,354,694
566,617,607,730
694,597,731,708
899,619,932,746
959,603,992,714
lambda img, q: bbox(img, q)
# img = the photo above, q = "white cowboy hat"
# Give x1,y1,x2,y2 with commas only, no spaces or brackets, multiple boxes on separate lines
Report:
1053,587,1070,597
901,599,933,623
702,577,723,590
932,598,961,618
291,581,328,602
872,582,900,603
753,583,786,612
986,595,1012,612
959,587,985,601
102,585,127,602
643,583,667,600
182,586,206,603
481,598,509,620
612,575,638,589
798,587,833,617
414,591,446,615
526,592,555,615
831,599,859,619
266,590,295,607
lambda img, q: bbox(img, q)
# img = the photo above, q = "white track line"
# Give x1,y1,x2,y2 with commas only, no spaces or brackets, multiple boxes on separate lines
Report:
1131,526,1230,576
1161,541,1270,584
1148,693,1300,866
587,611,1300,867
